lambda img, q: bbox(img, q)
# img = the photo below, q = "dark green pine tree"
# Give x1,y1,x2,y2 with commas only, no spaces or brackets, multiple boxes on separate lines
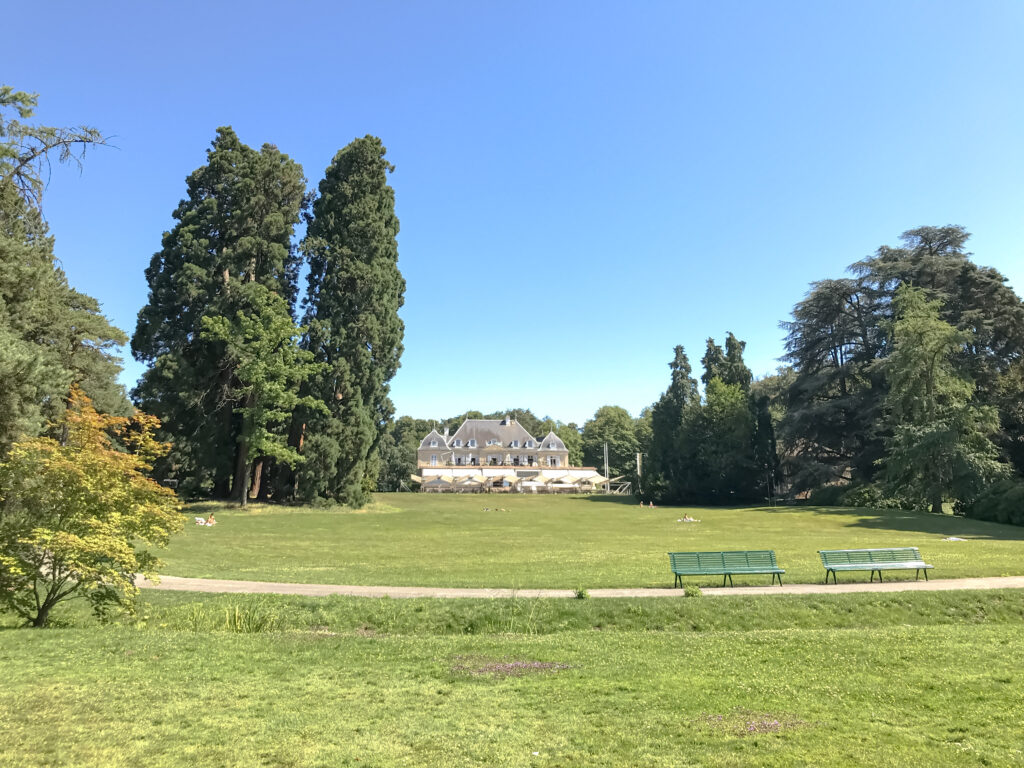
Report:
700,338,726,386
647,345,698,501
132,127,306,497
0,87,128,455
722,332,753,391
297,136,405,506
880,286,1007,513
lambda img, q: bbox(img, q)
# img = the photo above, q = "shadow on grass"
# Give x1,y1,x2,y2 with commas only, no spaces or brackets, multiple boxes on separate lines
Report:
758,505,1024,541
578,494,643,506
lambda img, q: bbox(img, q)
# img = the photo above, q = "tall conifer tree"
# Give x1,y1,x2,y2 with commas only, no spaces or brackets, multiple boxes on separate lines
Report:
297,136,405,505
0,87,128,454
132,128,306,496
647,346,698,500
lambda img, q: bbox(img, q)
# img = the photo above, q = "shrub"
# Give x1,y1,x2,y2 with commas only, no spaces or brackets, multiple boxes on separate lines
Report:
962,478,1024,525
0,389,182,627
838,483,910,510
807,485,846,506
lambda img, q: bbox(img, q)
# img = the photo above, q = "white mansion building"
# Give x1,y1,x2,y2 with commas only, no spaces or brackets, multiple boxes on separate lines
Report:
414,416,606,492
418,416,569,468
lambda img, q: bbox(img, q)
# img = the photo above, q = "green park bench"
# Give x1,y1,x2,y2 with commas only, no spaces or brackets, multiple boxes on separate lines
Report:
818,547,934,584
668,550,785,587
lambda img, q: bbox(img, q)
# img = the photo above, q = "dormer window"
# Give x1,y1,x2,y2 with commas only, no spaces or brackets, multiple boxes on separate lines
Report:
429,439,438,448
467,439,477,448
525,440,534,449
510,440,520,448
486,439,499,446
452,439,462,447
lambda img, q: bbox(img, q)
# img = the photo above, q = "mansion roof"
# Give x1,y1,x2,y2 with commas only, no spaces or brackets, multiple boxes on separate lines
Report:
418,417,567,453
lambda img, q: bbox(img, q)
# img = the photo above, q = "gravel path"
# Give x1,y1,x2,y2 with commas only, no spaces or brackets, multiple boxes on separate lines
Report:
136,574,1024,599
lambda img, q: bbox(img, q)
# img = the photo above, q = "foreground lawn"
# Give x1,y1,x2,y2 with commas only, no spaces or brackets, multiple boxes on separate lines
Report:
3,591,1023,767
158,494,1024,588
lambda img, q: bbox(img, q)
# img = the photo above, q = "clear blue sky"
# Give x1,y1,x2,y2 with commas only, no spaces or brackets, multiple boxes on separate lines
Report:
7,1,1024,425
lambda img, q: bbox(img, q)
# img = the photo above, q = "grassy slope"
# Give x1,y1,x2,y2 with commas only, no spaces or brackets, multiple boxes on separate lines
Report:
159,494,1024,588
2,614,1022,767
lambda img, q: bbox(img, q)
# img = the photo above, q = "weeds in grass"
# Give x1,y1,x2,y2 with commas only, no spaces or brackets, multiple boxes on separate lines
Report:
501,597,540,635
684,584,702,598
574,587,590,600
224,602,279,633
172,601,279,633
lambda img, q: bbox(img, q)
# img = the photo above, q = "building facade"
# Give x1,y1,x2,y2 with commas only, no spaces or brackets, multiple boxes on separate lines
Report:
417,416,570,469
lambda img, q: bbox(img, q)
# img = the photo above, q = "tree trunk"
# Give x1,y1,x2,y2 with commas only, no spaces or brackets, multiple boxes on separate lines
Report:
249,458,264,499
930,487,944,515
32,604,51,628
234,442,250,507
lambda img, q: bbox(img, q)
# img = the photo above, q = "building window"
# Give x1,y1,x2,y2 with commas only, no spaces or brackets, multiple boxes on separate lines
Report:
429,439,438,448
467,439,477,448
486,439,499,446
525,440,534,449
511,440,520,448
548,456,560,467
452,439,462,447
430,455,438,466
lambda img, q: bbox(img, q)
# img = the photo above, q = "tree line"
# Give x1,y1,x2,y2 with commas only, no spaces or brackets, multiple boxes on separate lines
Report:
383,226,1024,522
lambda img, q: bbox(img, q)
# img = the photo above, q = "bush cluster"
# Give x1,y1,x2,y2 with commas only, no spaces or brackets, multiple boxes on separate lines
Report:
963,479,1024,525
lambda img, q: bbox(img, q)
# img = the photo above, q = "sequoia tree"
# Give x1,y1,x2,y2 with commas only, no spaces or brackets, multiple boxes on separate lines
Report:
296,136,405,505
132,127,306,496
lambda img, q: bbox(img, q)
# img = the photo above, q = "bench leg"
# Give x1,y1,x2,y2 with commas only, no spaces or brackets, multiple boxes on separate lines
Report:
674,574,681,588
924,569,928,581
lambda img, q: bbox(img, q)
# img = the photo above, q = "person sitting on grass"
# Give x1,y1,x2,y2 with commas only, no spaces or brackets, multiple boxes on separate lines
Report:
205,513,216,526
682,514,700,523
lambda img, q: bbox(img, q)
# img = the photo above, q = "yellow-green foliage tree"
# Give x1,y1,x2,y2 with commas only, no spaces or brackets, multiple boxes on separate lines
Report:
0,388,183,627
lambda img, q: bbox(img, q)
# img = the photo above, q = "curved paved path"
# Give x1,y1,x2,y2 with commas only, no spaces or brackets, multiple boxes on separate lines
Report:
137,574,1024,599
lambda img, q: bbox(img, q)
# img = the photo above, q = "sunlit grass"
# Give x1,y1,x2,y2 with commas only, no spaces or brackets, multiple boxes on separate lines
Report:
159,493,1024,587
2,616,1021,767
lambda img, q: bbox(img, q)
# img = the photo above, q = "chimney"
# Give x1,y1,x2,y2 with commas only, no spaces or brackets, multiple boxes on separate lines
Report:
443,427,449,439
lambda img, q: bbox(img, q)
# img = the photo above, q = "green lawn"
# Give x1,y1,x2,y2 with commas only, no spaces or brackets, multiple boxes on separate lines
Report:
3,590,1024,767
158,494,1024,588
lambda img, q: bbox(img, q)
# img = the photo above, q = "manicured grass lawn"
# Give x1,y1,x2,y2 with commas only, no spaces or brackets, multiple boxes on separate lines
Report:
3,594,1023,767
158,494,1024,588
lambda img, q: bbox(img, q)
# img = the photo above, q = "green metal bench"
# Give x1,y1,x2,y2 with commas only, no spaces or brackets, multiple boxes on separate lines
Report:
668,550,785,587
818,547,934,583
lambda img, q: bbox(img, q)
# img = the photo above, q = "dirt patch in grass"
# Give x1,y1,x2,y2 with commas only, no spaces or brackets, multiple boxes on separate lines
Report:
695,708,811,737
450,655,572,678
